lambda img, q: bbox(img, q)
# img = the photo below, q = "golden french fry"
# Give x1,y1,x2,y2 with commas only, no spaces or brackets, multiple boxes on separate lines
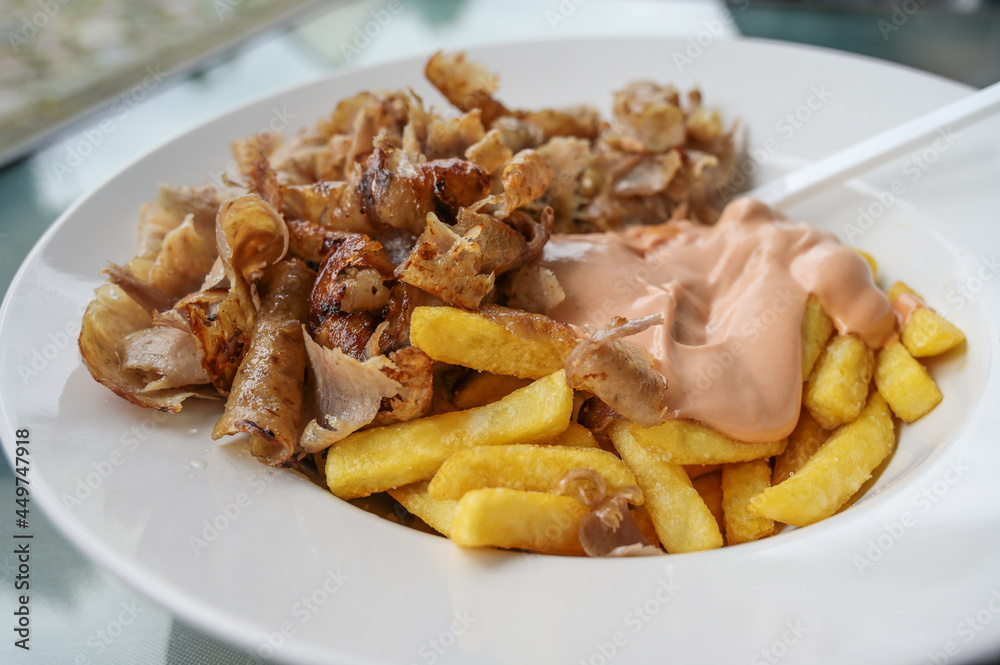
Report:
902,307,965,358
748,392,895,527
543,421,600,448
452,372,531,409
685,464,722,480
772,409,829,485
722,459,775,545
410,304,578,379
449,488,588,555
801,295,835,380
630,504,661,549
887,280,916,302
691,471,724,535
622,420,786,465
888,281,965,357
609,423,723,553
874,340,943,422
326,370,573,499
427,444,637,500
803,333,874,429
388,481,459,537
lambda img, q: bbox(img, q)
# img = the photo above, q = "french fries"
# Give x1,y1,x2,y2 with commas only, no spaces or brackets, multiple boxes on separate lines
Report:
326,370,573,499
772,410,828,485
721,460,775,545
621,419,787,465
748,392,895,527
427,444,637,500
544,422,600,448
803,333,874,429
609,423,723,553
801,295,835,380
388,481,459,537
410,304,578,379
450,488,589,555
903,308,965,357
451,372,531,409
691,471,724,534
874,340,943,422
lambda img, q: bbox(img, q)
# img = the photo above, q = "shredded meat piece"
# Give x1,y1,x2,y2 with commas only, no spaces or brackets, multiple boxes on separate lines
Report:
136,183,222,257
282,180,376,234
314,311,377,360
517,106,603,142
424,51,509,126
371,346,434,426
299,331,401,453
564,315,669,428
453,208,527,275
395,213,493,309
377,283,436,353
248,157,283,211
358,147,437,235
286,219,351,267
102,263,174,314
490,116,545,153
470,149,552,220
422,157,491,214
425,110,486,160
79,284,206,412
309,233,395,330
464,128,513,174
614,150,683,198
577,397,622,437
499,263,565,314
119,326,211,391
612,81,687,153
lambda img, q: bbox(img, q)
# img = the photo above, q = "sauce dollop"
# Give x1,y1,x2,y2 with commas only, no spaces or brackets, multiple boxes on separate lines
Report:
542,198,894,442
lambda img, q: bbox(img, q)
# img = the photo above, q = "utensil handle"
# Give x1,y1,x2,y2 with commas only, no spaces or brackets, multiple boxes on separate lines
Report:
749,80,1000,209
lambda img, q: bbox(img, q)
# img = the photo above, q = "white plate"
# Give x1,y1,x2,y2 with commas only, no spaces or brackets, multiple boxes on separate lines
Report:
3,37,1000,665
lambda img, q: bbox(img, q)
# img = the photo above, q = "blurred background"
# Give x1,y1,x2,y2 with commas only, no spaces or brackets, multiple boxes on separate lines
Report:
0,0,999,662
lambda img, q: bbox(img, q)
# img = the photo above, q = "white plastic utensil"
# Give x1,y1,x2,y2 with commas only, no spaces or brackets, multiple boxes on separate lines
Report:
747,80,1000,209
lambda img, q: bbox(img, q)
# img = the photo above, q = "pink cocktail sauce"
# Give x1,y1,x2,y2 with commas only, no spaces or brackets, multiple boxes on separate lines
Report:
542,198,895,443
